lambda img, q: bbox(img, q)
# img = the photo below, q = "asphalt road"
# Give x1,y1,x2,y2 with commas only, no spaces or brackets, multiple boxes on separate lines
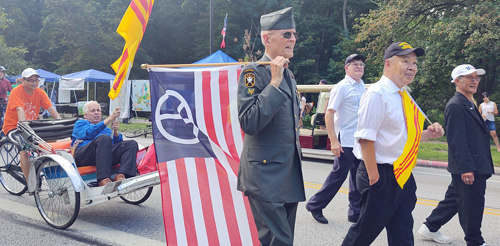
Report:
0,135,499,245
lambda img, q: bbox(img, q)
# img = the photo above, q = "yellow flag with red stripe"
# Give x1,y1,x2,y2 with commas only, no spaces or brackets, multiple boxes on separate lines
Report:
109,0,155,100
393,90,425,189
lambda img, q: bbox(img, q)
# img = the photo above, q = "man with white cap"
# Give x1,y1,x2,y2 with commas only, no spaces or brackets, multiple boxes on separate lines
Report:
237,7,303,246
418,64,494,246
3,68,61,180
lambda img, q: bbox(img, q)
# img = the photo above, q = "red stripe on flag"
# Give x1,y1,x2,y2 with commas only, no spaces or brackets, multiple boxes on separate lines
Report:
175,159,199,245
218,70,240,166
113,49,130,90
202,71,219,147
194,158,220,245
213,158,243,245
158,162,179,245
131,0,147,32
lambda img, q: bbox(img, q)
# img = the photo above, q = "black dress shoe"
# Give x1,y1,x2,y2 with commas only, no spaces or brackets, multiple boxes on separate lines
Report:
310,210,328,224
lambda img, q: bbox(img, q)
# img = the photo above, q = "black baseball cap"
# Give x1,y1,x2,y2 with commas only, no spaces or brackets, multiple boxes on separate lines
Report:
383,42,424,61
345,54,366,65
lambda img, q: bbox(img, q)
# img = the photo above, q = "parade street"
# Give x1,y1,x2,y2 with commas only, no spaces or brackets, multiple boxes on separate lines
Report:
0,136,499,246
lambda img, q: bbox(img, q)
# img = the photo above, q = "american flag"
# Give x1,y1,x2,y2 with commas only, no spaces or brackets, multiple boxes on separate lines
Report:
149,65,259,245
220,14,227,48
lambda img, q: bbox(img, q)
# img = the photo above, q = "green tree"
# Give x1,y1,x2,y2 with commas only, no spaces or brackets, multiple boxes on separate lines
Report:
354,0,500,124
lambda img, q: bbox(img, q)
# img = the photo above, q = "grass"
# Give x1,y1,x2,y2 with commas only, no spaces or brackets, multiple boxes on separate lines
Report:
118,122,150,132
418,141,500,167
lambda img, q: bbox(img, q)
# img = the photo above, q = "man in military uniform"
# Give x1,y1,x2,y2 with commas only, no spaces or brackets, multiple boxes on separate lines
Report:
237,7,305,246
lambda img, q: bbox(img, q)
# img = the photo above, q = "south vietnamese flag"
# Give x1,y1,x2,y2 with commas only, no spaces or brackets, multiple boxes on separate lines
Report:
109,0,154,100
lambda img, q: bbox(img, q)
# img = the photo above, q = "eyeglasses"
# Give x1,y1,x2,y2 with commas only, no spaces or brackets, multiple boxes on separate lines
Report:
348,63,366,67
25,78,40,83
460,75,481,82
280,31,299,40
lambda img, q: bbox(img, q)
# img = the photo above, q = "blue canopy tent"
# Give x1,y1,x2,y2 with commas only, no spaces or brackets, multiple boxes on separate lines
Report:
8,69,61,83
58,69,114,107
180,50,237,70
61,69,115,83
193,50,237,64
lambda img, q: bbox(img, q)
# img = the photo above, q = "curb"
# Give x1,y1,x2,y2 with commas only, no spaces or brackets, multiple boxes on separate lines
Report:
416,159,448,169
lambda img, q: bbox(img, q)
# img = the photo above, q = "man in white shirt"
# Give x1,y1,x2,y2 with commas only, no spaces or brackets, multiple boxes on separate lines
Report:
306,54,366,224
341,42,444,246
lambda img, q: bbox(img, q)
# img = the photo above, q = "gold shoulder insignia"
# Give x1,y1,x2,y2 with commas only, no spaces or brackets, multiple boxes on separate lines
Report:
245,88,255,96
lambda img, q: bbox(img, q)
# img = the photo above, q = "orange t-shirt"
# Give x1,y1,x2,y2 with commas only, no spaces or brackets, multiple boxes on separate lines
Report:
3,85,52,134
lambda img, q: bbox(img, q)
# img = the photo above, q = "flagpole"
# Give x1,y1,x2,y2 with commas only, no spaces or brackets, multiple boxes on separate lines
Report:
403,87,433,125
209,0,213,54
141,62,271,69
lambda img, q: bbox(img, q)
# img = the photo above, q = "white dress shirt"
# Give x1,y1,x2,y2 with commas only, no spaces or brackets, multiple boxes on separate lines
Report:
352,75,407,164
327,75,365,147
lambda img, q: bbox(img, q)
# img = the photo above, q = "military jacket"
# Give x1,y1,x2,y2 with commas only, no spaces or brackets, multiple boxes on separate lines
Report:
236,54,305,203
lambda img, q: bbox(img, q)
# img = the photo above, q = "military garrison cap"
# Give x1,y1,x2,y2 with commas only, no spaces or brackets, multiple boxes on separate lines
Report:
260,7,295,31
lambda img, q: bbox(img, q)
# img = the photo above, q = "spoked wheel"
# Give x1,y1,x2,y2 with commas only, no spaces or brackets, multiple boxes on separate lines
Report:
34,159,80,229
125,129,146,138
120,187,153,205
0,142,27,195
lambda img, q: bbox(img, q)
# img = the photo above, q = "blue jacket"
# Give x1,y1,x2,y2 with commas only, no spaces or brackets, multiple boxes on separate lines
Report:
71,119,123,149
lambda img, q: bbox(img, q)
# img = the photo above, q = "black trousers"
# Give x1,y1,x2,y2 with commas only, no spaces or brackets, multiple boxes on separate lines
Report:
74,135,138,182
248,197,298,246
306,147,361,220
424,174,488,246
342,162,417,246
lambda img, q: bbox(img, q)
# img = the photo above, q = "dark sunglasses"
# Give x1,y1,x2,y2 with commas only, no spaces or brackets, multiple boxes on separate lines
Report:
281,31,299,39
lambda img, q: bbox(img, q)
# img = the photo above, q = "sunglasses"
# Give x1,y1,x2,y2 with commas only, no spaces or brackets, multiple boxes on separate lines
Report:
280,31,299,40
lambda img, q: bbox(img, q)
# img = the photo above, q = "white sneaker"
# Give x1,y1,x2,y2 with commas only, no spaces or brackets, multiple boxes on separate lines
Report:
418,224,452,244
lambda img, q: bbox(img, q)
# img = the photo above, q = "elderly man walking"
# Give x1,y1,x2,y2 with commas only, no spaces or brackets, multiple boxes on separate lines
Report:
418,65,494,246
306,54,366,224
237,7,304,246
341,42,444,246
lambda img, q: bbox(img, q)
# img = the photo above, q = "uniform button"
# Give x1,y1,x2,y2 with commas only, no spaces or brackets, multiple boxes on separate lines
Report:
295,128,297,131
295,114,297,118
263,160,267,164
296,141,298,144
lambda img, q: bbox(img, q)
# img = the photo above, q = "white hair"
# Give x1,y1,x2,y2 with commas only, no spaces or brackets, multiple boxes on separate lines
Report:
83,101,99,115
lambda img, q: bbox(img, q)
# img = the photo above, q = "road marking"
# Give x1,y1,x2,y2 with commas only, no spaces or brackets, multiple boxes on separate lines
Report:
0,197,165,246
304,182,500,216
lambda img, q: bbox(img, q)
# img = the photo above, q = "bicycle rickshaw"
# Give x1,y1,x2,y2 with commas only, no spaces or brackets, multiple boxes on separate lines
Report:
0,119,160,229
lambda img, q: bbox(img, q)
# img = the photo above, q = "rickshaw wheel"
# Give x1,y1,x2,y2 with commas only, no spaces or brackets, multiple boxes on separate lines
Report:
120,187,153,205
34,159,80,229
0,142,27,195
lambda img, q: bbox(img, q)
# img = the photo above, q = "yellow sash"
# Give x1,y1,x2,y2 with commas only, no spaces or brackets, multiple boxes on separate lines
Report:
394,90,425,188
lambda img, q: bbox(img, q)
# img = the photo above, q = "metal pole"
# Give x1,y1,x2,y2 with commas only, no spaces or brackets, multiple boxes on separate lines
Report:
210,0,213,55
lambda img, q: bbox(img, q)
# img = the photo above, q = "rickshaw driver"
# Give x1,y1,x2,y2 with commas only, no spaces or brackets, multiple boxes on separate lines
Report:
2,68,61,180
71,101,138,186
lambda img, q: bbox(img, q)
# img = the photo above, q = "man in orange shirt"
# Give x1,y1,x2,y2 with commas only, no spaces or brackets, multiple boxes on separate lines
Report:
3,68,61,180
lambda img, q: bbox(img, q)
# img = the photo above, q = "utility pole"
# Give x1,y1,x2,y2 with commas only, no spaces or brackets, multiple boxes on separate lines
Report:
209,0,213,54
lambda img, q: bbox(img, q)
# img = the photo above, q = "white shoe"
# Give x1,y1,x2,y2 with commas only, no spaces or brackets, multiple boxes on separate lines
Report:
418,224,452,244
